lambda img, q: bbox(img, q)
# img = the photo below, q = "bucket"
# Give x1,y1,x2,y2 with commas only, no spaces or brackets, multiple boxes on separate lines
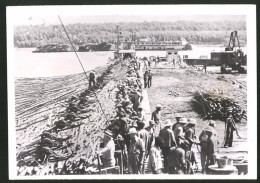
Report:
216,157,228,168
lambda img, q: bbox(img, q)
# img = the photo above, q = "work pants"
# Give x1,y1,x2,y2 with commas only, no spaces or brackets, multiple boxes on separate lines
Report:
224,123,234,147
89,79,95,88
200,141,207,174
161,146,171,173
128,153,142,174
148,78,152,88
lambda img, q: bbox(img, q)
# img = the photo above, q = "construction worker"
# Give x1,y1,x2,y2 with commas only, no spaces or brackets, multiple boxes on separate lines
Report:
89,70,96,88
143,70,149,88
147,137,164,174
167,139,189,174
205,126,217,173
137,121,149,154
133,89,143,111
128,127,145,174
147,70,154,88
151,104,162,133
137,104,146,122
199,120,216,174
145,120,156,157
172,115,182,132
185,119,197,149
159,119,176,173
173,118,188,146
224,108,239,148
96,130,116,168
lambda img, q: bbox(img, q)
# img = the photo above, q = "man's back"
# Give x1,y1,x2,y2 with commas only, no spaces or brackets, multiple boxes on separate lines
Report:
159,127,176,147
138,129,149,150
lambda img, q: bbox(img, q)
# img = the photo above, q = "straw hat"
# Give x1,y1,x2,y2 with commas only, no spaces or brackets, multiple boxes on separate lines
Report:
164,119,172,127
205,126,214,133
128,127,137,134
188,119,197,125
156,104,162,108
179,118,188,124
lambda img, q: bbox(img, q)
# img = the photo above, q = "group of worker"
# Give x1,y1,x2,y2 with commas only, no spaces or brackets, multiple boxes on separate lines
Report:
94,56,240,175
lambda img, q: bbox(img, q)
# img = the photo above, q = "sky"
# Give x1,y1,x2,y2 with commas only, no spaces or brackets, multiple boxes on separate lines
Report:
7,5,247,26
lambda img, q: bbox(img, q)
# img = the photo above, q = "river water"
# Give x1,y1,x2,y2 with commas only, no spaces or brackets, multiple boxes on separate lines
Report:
14,47,247,78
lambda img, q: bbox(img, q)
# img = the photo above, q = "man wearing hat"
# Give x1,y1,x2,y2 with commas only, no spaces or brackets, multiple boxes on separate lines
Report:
96,130,115,168
116,103,126,118
224,107,239,148
137,104,146,122
159,119,176,173
168,138,189,174
185,119,197,150
199,120,217,174
127,127,145,174
173,118,187,146
88,70,96,89
151,104,162,133
145,120,156,157
204,126,217,173
133,89,143,112
147,136,164,174
147,69,154,88
172,115,182,133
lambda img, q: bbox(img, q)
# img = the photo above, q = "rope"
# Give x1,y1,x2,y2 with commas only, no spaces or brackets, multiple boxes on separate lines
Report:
58,15,108,123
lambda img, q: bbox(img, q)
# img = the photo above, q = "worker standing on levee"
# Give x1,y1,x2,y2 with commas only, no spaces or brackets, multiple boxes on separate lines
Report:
96,130,116,168
147,69,154,88
127,127,145,174
143,70,149,88
205,126,218,173
151,104,162,134
223,107,241,148
89,70,96,88
147,136,164,174
199,120,216,174
159,119,176,173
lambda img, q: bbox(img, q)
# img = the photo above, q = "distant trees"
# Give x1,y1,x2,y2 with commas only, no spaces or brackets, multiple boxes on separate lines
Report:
13,20,247,47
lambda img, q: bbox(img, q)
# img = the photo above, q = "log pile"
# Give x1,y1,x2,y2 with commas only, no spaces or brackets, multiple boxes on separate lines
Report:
192,91,247,122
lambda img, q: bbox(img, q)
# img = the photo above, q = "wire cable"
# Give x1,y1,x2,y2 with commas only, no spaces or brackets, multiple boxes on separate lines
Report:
58,15,108,122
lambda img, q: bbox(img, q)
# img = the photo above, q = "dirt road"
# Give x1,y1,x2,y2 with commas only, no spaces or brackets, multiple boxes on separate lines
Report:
146,65,247,164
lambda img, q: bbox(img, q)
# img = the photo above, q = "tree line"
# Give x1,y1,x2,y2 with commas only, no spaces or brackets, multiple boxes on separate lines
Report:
14,20,247,48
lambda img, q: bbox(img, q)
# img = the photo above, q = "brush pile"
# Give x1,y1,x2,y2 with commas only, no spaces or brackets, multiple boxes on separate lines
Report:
16,58,129,175
192,91,247,122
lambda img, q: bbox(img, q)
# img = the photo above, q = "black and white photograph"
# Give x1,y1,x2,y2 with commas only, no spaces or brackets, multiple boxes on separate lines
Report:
6,5,257,179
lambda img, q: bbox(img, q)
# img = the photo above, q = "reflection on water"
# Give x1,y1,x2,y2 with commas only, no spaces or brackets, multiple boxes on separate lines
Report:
14,48,114,78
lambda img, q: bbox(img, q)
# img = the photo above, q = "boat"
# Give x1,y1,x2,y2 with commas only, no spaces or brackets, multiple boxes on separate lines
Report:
133,37,189,51
32,43,72,53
